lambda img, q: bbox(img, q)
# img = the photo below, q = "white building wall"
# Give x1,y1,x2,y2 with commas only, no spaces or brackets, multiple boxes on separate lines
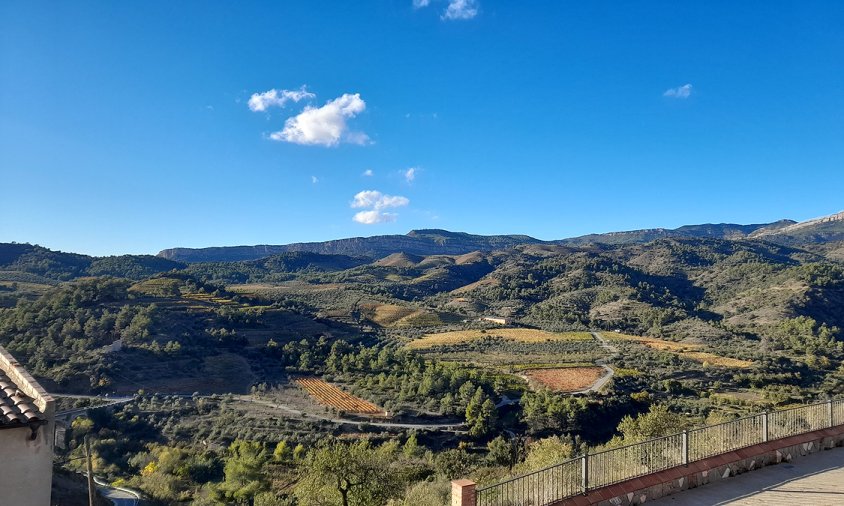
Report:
0,423,54,506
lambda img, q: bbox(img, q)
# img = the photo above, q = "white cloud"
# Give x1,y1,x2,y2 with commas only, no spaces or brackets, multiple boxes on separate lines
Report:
664,84,693,99
443,0,478,20
270,93,369,146
311,176,319,184
351,190,409,210
362,169,374,177
413,0,431,8
353,210,398,224
350,190,409,224
404,167,416,183
248,86,314,112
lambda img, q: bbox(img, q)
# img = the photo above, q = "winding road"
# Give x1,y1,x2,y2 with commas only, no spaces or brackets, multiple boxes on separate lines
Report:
53,394,136,420
571,331,618,394
51,392,465,431
93,475,141,506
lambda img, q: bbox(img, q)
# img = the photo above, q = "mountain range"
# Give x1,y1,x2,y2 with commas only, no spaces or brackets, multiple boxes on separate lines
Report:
156,211,844,263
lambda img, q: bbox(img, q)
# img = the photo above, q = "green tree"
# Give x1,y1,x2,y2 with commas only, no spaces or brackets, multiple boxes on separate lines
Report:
519,436,575,471
295,439,398,506
612,404,688,445
486,436,522,471
434,448,474,480
468,398,497,437
218,440,269,503
403,433,420,458
272,441,290,462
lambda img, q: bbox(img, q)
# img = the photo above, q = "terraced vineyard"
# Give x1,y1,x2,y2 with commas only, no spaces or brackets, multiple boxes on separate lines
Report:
294,377,385,416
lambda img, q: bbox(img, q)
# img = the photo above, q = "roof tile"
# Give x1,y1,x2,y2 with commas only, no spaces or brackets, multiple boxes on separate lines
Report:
0,370,43,427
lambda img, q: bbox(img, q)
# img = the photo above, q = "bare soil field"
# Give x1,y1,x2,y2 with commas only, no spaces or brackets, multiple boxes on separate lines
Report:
522,366,606,393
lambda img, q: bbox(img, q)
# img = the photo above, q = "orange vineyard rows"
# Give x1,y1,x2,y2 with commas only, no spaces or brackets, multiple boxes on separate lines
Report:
294,377,384,415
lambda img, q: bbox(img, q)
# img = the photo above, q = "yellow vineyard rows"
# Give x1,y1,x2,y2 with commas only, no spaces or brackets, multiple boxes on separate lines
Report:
407,328,593,349
294,377,383,415
608,332,753,368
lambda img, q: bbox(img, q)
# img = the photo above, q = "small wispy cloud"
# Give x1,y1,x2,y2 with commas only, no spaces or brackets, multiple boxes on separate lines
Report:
362,169,374,177
443,0,479,20
664,84,693,99
311,176,319,184
404,167,416,183
353,210,398,224
351,190,409,210
414,0,478,20
248,86,314,112
269,93,369,147
351,190,409,224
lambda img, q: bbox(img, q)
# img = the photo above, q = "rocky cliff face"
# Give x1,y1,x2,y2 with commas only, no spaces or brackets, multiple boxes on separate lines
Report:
750,211,844,244
559,221,794,246
157,230,543,263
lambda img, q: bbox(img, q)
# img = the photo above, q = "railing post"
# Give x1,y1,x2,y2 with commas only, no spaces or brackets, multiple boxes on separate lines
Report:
682,429,689,466
762,411,769,442
451,479,476,506
581,453,589,495
828,399,835,428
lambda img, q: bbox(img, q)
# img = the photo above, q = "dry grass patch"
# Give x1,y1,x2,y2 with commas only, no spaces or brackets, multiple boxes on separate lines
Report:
608,332,753,368
522,366,606,393
408,329,592,349
359,303,460,328
360,303,439,327
295,377,384,416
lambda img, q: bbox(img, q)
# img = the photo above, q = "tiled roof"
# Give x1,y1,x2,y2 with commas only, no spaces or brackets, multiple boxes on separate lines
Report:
0,369,44,426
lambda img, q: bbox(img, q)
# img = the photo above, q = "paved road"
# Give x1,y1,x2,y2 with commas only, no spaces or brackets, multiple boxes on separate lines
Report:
566,332,618,395
52,394,136,419
94,476,141,506
649,446,844,505
495,394,520,409
50,393,134,401
51,391,466,431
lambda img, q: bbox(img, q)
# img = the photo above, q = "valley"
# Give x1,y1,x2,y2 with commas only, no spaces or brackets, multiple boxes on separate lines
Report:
1,212,843,505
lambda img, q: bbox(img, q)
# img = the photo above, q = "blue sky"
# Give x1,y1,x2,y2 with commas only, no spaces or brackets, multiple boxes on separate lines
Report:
1,1,842,256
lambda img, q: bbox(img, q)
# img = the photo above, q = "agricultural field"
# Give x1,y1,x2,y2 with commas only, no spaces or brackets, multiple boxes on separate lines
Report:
407,328,593,349
359,303,461,328
406,328,607,385
608,332,754,368
522,366,607,393
294,377,385,416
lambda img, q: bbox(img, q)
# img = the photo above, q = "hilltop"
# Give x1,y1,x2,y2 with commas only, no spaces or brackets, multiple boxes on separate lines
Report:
157,229,543,263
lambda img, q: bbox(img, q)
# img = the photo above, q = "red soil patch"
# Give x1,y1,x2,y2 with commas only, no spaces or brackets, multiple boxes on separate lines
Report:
523,366,606,393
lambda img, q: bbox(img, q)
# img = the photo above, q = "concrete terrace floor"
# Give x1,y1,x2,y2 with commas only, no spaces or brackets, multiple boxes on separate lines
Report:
649,445,844,505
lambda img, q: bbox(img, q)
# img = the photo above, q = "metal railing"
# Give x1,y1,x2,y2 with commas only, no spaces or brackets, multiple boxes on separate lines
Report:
475,399,843,506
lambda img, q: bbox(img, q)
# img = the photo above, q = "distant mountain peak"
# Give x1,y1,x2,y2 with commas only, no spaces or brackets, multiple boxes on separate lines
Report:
756,211,844,235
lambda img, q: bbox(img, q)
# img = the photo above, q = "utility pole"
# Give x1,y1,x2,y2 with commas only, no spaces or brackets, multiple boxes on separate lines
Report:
85,435,96,506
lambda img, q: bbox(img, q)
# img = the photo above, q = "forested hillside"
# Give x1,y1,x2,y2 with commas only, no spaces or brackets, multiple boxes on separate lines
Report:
2,221,844,505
